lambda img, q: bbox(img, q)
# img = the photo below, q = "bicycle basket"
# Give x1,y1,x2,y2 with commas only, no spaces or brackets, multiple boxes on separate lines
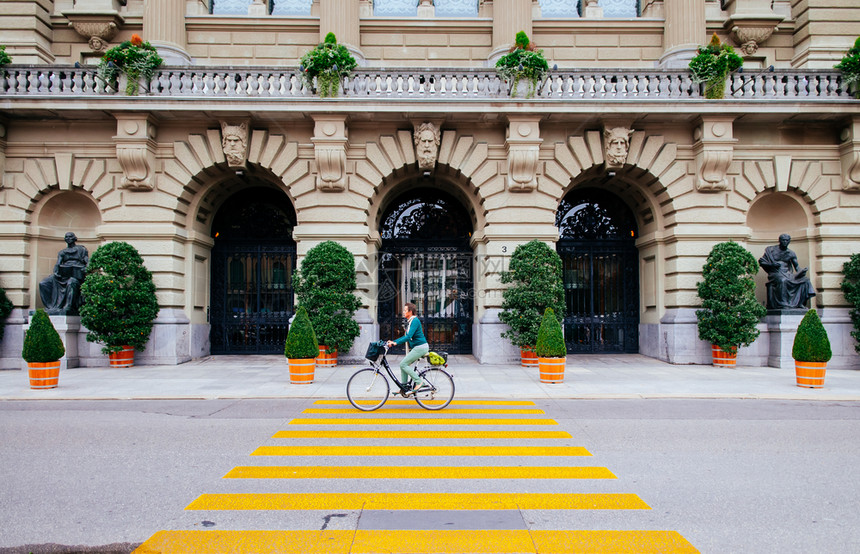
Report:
365,341,385,361
427,351,448,366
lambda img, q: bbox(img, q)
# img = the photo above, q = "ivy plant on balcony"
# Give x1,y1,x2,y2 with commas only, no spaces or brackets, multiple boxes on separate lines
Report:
495,31,549,98
835,36,860,98
0,45,11,67
689,33,743,99
98,34,163,96
299,32,358,98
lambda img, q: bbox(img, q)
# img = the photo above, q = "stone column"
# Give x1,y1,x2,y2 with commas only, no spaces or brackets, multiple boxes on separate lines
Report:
658,0,705,68
142,0,192,65
320,0,365,65
0,0,54,63
490,0,533,65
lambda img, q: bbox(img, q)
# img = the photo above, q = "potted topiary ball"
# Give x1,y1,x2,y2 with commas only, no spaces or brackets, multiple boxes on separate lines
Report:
696,241,766,367
534,307,566,383
294,240,362,366
0,286,13,343
792,309,832,388
499,240,565,368
841,252,860,354
284,306,319,384
22,309,65,389
79,241,159,368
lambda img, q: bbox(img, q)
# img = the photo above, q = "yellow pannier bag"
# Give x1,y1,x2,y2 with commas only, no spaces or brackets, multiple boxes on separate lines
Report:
427,351,448,366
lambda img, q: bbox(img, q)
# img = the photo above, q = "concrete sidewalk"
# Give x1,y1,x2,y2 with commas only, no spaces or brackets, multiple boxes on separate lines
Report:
2,354,860,401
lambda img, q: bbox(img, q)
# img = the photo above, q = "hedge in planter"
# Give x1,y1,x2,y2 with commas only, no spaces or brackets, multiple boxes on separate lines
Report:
841,252,860,354
534,307,566,383
0,286,13,342
79,241,159,355
499,240,565,353
792,309,832,363
696,241,766,355
22,309,65,364
294,241,361,357
284,306,319,384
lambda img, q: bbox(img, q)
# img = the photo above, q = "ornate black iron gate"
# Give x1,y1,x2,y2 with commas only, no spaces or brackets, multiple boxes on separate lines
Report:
556,187,639,353
378,186,474,354
209,187,296,354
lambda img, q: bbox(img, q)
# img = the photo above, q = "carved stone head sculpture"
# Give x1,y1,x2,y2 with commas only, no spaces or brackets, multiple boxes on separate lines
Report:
414,122,441,170
604,127,634,167
221,121,249,167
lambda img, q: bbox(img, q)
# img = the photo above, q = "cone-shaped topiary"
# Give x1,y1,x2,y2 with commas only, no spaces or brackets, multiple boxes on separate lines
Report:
294,241,361,354
841,253,860,353
0,286,13,342
284,306,319,359
79,241,159,355
22,309,65,363
696,241,766,354
534,307,567,358
792,309,832,362
499,240,565,350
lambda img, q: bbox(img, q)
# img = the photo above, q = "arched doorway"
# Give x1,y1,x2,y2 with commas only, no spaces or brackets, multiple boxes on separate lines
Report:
556,187,639,353
209,187,297,354
378,186,473,354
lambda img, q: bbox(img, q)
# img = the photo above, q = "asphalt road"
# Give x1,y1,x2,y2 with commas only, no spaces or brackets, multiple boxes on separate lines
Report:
0,398,858,553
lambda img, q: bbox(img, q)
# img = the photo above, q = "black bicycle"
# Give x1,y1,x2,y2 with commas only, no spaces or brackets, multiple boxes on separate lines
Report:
346,341,455,411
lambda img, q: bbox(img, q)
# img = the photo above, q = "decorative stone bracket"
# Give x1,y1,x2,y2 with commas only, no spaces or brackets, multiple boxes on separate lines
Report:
722,0,784,56
505,117,542,192
693,117,736,192
64,10,124,52
841,119,860,192
114,115,157,191
312,116,348,192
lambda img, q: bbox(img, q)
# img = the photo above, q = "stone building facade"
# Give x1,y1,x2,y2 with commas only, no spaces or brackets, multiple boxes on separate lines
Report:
1,0,859,370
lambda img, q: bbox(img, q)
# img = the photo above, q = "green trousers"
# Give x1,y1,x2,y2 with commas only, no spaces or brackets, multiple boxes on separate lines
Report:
400,343,429,386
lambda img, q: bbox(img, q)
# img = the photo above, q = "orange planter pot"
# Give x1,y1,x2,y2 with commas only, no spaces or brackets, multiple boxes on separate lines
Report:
795,361,827,388
316,345,337,367
711,345,737,368
521,348,538,368
28,361,61,390
108,345,135,368
538,357,565,383
288,358,315,384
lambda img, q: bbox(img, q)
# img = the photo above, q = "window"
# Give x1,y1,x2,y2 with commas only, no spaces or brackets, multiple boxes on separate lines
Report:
373,0,479,17
538,0,639,18
210,0,312,16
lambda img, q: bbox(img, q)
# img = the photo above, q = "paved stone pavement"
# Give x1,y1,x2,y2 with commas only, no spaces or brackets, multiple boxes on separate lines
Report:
2,354,859,401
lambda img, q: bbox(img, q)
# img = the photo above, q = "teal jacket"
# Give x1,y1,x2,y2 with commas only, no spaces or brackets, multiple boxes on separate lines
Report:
393,316,428,349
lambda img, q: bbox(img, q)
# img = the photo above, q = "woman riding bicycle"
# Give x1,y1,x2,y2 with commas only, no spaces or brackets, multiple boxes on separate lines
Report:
386,302,428,394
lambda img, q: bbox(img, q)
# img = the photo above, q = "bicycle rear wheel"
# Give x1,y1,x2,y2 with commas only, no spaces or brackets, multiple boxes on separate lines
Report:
346,368,390,411
413,367,455,410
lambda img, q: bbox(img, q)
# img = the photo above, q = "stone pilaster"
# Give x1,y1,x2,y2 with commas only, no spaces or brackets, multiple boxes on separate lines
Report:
840,118,860,193
320,0,365,65
0,0,55,63
312,115,349,192
693,117,736,192
490,0,533,65
114,114,158,191
142,0,192,65
505,116,542,192
658,0,705,68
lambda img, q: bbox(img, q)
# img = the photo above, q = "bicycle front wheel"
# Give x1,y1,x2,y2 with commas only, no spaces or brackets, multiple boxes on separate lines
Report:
346,368,390,411
414,367,455,411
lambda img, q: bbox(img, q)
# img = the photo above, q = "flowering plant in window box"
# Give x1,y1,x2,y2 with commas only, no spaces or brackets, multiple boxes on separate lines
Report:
688,33,743,99
835,36,860,98
98,34,163,96
299,32,358,98
495,31,549,99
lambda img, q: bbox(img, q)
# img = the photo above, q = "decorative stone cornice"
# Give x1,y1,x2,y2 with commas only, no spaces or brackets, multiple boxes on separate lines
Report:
63,10,124,52
722,0,784,57
114,114,157,191
693,117,737,192
840,119,860,193
312,115,349,192
505,117,542,192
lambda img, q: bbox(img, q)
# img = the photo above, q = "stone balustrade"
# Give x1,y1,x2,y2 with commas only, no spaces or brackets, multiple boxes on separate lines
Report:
0,65,854,100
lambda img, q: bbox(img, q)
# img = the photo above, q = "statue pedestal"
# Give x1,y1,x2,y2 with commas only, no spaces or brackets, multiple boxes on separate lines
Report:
22,313,82,371
765,309,806,369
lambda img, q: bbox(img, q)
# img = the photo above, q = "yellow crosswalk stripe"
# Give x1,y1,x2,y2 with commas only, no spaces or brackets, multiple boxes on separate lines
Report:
135,529,699,554
314,399,538,406
290,417,558,425
224,465,617,479
272,430,573,439
251,445,591,457
303,408,546,414
186,492,649,511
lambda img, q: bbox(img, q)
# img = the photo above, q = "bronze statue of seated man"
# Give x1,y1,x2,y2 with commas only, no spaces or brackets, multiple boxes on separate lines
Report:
39,232,89,315
758,233,816,310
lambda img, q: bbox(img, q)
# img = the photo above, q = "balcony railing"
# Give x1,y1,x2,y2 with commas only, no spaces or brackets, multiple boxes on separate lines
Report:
0,65,854,101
